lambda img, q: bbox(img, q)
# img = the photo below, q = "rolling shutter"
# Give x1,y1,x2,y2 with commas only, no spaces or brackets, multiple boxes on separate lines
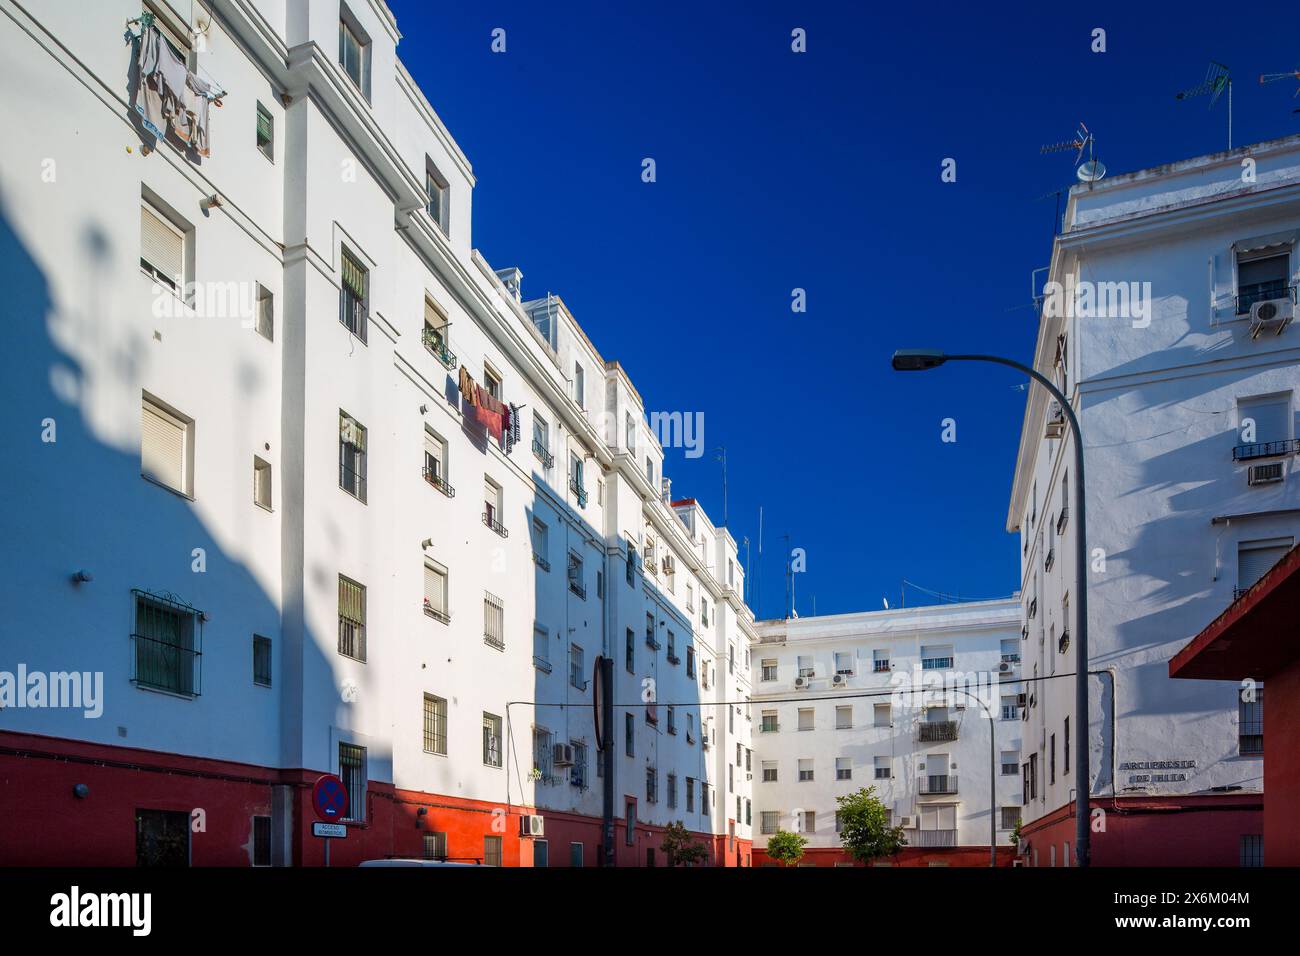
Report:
1238,538,1294,589
140,203,183,287
141,398,186,492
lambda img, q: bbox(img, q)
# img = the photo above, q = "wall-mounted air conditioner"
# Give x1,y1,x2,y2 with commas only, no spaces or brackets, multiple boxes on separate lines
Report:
552,743,575,767
899,816,914,829
1044,401,1066,439
794,675,810,689
519,814,545,837
832,673,847,687
1248,461,1284,486
998,661,1013,673
1249,297,1294,339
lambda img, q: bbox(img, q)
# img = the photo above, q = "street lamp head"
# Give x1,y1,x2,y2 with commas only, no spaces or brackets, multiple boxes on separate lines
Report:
891,349,948,371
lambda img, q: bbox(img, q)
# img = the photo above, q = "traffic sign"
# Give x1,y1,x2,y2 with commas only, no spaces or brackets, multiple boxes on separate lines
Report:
312,822,347,838
312,774,349,821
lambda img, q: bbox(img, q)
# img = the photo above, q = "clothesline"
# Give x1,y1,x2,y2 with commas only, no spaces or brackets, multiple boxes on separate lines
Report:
125,11,226,101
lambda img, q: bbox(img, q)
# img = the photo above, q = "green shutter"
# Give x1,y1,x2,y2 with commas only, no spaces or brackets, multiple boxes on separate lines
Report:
341,251,366,299
339,576,365,624
256,105,272,144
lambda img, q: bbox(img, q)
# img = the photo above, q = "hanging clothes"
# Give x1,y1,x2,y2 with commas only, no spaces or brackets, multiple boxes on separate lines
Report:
475,385,504,441
458,366,479,407
132,23,216,156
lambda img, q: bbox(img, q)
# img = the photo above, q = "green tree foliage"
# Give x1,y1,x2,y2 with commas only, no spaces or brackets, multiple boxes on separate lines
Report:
765,829,809,867
836,787,907,864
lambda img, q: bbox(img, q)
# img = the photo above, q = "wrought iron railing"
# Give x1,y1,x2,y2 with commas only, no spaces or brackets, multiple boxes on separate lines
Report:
1232,438,1300,461
921,657,954,670
482,511,508,538
1235,282,1295,316
1058,628,1071,653
917,721,959,742
533,553,551,572
913,829,958,847
422,465,455,497
568,578,587,599
131,633,200,696
1057,508,1069,534
532,438,554,469
1002,652,1021,663
339,462,366,501
1045,547,1055,571
1233,586,1251,601
919,774,959,795
420,327,457,369
423,600,450,624
570,477,588,508
484,631,505,651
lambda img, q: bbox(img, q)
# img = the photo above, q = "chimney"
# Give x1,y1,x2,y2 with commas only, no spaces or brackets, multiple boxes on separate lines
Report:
494,267,523,303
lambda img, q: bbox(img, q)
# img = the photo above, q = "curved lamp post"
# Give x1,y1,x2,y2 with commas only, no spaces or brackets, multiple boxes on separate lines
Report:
892,349,1090,868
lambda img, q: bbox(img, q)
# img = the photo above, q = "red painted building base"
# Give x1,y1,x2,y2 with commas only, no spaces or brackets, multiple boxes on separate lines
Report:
1018,795,1263,867
751,845,1017,867
0,732,745,867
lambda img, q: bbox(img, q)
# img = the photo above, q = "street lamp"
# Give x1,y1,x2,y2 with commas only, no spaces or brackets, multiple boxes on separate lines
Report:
892,348,1091,868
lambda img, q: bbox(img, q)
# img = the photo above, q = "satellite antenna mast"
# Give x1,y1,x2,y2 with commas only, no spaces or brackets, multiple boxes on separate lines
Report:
1176,61,1232,149
1040,121,1105,185
1259,68,1300,111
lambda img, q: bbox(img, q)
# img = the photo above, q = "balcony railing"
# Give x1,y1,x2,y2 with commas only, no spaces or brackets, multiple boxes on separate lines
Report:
422,465,455,498
919,774,959,795
921,657,953,670
532,438,554,469
760,722,780,733
1057,508,1069,534
568,578,587,599
482,511,508,538
420,327,457,370
533,553,550,572
570,477,588,508
873,660,890,673
1235,281,1295,316
912,829,958,848
1058,628,1070,653
1002,652,1021,664
917,721,959,743
484,632,505,651
422,600,450,624
1232,438,1300,461
1028,598,1038,618
1044,547,1055,571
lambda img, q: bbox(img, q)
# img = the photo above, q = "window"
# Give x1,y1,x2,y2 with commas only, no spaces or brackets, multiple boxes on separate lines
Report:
686,646,696,677
252,456,272,510
874,756,891,779
626,541,637,586
798,708,814,732
625,712,635,757
1050,733,1056,785
1001,807,1022,831
483,476,504,534
570,453,587,507
1240,834,1264,868
255,101,273,160
483,364,502,402
533,728,553,783
873,703,891,728
338,411,367,501
701,598,710,628
567,551,585,598
131,590,200,696
532,415,551,467
422,427,450,495
338,9,370,98
646,612,657,648
1238,537,1293,594
254,283,273,340
252,815,272,867
667,773,677,809
483,592,505,650
337,575,366,661
801,811,815,834
667,630,677,662
1000,638,1019,664
873,649,890,673
423,560,449,623
1236,394,1292,457
667,705,676,734
646,767,658,803
339,248,368,342
1001,694,1019,721
135,808,189,867
141,394,193,497
568,643,584,689
836,757,852,781
570,843,584,868
645,456,654,487
685,777,696,812
425,158,449,235
761,659,778,682
140,198,186,293
1063,717,1070,775
760,710,778,733
686,712,695,743
423,695,447,755
625,413,636,455
762,761,777,782
624,627,635,673
252,635,272,687
686,581,695,611
574,363,585,408
571,741,588,789
483,713,503,767
338,743,366,822
1001,750,1019,776
797,655,814,679
1239,687,1264,756
625,800,635,845
834,651,854,676
835,706,853,730
920,644,954,670
484,835,503,867
760,811,779,835
423,832,448,861
798,759,814,782
1236,249,1291,315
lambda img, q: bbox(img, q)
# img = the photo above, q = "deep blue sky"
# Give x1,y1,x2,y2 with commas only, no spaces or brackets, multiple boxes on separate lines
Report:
389,0,1300,618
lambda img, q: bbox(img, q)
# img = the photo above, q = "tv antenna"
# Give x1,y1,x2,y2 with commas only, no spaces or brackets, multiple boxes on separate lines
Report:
1259,67,1300,112
1176,61,1232,149
1041,122,1105,184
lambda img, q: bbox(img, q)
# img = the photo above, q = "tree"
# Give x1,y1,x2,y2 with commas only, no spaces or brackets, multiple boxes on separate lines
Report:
836,786,907,865
765,829,809,867
660,820,708,867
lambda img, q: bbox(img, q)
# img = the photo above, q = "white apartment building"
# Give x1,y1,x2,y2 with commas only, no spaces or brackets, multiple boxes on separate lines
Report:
1007,136,1299,866
750,599,1024,866
0,0,753,867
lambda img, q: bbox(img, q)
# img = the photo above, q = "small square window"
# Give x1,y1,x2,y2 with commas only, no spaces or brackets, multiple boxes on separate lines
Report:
252,635,272,687
256,102,274,160
253,456,272,510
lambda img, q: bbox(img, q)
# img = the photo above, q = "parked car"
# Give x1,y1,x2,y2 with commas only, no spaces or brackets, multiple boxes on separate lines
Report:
358,858,481,867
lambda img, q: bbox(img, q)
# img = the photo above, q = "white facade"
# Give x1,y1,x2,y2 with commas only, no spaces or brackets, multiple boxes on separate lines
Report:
751,600,1023,857
0,0,753,863
1007,137,1299,833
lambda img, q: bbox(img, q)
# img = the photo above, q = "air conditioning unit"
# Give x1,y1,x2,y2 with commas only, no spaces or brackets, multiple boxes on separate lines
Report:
832,673,848,687
701,734,711,749
794,675,810,689
1248,461,1285,486
552,743,575,768
519,814,545,837
340,419,360,446
1044,401,1066,439
899,816,914,829
1249,297,1294,339
998,661,1013,673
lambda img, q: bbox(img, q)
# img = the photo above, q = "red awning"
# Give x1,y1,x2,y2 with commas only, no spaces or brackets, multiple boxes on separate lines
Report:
1169,542,1300,681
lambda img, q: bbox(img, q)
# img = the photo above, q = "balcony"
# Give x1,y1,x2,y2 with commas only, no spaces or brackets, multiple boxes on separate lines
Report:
1021,624,1029,641
1044,547,1055,572
533,553,550,572
1233,438,1300,461
1235,281,1295,316
919,774,958,795
1057,508,1069,534
667,652,680,665
1028,598,1038,619
1058,628,1070,653
482,511,508,538
422,600,449,625
570,477,588,508
422,465,455,498
568,576,586,600
912,829,958,848
532,438,554,469
1002,652,1021,664
920,657,953,671
917,721,959,743
420,327,457,370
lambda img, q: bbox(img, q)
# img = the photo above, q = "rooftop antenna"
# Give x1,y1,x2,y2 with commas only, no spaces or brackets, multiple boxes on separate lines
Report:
1259,68,1300,114
1176,61,1232,150
1041,121,1105,185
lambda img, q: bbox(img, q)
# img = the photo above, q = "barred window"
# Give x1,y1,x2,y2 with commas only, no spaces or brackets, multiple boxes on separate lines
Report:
483,713,503,767
337,575,366,661
338,411,367,501
484,835,503,867
338,743,366,822
423,694,447,755
1240,834,1263,867
1001,806,1021,830
422,831,447,861
1239,687,1264,756
760,811,779,835
483,592,505,650
339,247,368,342
131,590,201,697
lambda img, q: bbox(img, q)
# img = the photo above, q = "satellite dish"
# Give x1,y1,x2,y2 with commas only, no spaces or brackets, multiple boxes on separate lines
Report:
1077,159,1106,183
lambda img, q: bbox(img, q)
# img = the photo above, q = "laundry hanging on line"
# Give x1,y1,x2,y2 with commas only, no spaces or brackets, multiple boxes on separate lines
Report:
131,21,219,156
